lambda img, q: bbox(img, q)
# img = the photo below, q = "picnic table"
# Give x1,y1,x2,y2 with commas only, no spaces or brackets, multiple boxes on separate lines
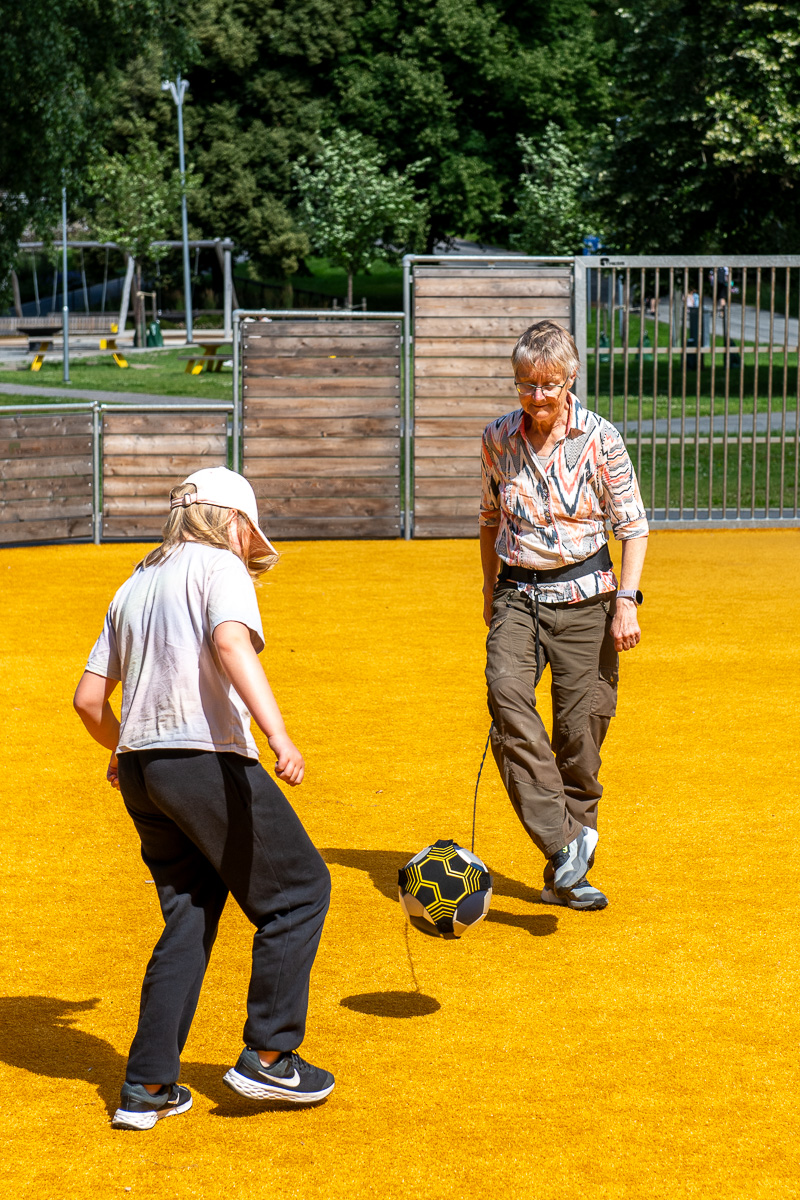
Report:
4,316,129,370
17,323,63,371
179,340,232,374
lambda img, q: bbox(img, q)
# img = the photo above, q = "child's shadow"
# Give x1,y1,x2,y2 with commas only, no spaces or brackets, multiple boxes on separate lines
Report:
0,996,246,1118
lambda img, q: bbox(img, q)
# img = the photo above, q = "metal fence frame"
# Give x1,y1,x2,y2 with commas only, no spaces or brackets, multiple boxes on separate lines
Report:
6,256,800,547
574,255,800,528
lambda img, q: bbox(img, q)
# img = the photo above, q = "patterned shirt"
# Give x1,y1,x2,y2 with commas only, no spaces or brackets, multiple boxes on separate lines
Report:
480,394,649,604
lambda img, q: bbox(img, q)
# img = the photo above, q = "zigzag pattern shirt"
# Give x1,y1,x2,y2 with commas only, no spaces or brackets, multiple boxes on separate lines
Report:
480,395,649,604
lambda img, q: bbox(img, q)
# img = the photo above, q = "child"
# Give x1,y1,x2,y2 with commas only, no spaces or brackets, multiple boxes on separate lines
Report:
74,467,333,1130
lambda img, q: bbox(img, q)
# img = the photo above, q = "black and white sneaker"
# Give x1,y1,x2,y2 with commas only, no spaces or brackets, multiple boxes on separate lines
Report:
223,1048,335,1105
111,1082,192,1130
550,826,599,891
541,878,608,911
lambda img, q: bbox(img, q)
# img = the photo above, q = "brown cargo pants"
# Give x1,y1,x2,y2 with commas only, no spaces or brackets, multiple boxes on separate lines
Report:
485,585,619,884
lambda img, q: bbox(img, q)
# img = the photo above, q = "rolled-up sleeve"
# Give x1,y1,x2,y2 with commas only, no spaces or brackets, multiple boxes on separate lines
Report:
599,429,649,539
480,430,502,527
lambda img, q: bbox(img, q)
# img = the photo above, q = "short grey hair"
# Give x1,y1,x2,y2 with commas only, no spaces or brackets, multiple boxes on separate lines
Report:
511,320,580,378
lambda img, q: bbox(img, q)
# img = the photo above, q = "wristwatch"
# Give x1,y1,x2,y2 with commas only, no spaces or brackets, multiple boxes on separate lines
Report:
617,588,643,606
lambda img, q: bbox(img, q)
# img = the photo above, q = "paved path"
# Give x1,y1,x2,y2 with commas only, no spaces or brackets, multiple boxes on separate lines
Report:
0,382,228,406
620,412,798,436
656,300,800,346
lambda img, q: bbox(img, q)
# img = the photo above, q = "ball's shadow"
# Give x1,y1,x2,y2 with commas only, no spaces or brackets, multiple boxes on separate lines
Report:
340,990,441,1018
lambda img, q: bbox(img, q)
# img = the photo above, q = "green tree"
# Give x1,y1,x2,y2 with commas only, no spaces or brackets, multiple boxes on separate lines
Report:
87,141,188,342
0,0,188,302
294,129,427,307
506,124,597,255
595,0,800,251
85,0,613,285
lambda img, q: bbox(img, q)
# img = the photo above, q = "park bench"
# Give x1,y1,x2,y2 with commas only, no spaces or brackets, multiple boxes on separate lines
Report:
0,315,128,369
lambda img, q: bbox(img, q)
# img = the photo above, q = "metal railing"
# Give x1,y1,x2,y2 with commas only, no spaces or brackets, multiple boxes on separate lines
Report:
574,256,800,527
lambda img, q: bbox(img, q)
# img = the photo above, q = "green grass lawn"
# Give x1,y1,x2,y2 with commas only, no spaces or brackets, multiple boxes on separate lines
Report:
627,435,800,515
0,348,233,405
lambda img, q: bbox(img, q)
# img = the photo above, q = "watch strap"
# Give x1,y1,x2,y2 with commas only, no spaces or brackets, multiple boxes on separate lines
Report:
617,588,643,606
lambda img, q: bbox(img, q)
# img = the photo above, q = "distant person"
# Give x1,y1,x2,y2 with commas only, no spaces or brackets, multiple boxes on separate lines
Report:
74,467,334,1130
480,321,648,911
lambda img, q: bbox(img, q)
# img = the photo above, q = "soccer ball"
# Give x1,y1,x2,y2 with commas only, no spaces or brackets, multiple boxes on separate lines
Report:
398,840,492,938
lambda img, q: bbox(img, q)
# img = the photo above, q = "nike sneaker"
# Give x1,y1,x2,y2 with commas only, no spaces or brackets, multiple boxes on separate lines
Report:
541,879,608,911
549,826,599,892
111,1081,192,1130
223,1048,335,1104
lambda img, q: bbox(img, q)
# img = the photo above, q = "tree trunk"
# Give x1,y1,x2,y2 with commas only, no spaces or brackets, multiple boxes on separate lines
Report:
11,270,23,318
281,279,294,308
135,263,145,348
346,271,353,310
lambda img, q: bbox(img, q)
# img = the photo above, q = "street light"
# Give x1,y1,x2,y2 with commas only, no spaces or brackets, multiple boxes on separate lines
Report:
161,72,193,344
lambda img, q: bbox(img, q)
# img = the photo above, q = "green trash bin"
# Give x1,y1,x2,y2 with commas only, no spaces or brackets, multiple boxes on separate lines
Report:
145,320,164,348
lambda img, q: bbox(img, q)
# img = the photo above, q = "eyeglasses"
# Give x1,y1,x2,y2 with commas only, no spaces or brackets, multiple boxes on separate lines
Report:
514,378,569,397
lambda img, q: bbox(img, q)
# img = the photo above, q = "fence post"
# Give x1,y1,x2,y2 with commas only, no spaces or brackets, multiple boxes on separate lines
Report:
232,312,240,473
92,403,102,544
223,244,233,339
402,255,413,540
573,257,588,406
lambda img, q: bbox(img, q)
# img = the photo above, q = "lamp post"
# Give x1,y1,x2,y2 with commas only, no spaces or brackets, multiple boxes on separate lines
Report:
62,186,70,382
161,73,193,344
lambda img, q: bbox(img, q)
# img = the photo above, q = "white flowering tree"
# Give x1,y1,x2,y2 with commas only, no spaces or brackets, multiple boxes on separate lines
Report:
294,129,427,309
507,124,593,256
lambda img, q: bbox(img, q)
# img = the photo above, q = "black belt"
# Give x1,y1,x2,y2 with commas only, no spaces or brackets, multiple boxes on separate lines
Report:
498,542,612,586
496,542,612,674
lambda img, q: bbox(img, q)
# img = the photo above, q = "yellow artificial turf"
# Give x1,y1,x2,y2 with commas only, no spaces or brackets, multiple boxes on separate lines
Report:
1,531,799,1199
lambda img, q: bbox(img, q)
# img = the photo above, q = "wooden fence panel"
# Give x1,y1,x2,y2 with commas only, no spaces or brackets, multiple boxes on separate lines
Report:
0,412,93,544
102,410,229,538
242,317,402,539
412,264,573,537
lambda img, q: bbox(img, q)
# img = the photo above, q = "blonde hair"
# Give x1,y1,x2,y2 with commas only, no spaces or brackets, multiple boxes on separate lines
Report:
511,320,580,379
139,483,278,580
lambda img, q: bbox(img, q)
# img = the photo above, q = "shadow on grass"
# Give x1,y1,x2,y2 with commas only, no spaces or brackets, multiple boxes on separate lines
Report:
340,991,441,1018
320,847,557,939
0,996,325,1120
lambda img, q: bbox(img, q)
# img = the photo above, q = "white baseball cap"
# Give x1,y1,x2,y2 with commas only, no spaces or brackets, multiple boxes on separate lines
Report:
171,467,277,562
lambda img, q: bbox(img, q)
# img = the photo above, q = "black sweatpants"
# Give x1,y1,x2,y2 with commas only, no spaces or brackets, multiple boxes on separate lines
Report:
117,749,331,1085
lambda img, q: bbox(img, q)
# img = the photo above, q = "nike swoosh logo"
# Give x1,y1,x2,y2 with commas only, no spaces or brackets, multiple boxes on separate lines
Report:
260,1069,301,1088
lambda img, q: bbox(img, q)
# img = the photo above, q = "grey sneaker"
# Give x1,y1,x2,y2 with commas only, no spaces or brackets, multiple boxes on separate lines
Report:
111,1082,192,1130
549,827,599,891
223,1048,335,1105
541,879,608,911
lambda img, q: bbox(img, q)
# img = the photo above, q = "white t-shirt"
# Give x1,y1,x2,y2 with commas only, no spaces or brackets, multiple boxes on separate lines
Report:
86,541,265,759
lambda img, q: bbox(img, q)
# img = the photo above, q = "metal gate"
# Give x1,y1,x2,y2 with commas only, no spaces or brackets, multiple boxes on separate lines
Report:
574,256,800,526
235,310,403,538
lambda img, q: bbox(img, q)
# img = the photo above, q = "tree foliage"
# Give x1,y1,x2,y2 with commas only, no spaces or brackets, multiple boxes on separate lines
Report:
506,124,596,256
595,0,800,252
87,143,189,268
0,0,188,296
87,0,612,277
294,129,426,304
6,0,800,285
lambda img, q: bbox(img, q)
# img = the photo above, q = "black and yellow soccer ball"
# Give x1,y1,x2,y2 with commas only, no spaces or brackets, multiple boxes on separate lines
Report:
398,840,492,938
